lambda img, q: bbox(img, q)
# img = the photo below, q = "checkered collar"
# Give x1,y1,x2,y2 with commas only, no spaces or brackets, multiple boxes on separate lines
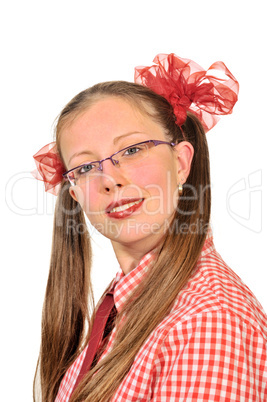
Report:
113,229,214,313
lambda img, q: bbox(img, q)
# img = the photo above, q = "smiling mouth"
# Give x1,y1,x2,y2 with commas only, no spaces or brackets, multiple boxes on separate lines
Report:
105,198,144,219
109,199,143,213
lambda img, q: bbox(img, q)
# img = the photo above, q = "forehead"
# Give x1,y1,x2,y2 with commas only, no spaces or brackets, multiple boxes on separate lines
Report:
64,97,158,136
60,97,166,166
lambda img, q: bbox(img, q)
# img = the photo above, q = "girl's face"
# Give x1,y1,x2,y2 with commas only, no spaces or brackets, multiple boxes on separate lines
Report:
60,97,192,253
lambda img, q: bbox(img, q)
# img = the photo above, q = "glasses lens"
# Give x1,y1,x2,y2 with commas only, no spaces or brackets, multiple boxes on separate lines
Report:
68,162,101,185
115,142,149,166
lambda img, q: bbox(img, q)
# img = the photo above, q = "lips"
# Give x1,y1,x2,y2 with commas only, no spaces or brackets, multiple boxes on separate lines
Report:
106,198,144,219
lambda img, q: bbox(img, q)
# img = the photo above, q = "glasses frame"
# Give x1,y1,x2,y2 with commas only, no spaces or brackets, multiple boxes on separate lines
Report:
63,139,176,185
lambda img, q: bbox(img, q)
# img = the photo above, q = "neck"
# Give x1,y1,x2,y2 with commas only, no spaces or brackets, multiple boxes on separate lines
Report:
111,237,162,275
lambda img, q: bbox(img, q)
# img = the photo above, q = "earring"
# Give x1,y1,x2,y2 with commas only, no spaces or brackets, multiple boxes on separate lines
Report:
178,183,183,196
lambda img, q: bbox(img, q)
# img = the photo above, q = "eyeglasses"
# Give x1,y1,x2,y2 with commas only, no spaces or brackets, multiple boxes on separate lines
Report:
63,139,175,186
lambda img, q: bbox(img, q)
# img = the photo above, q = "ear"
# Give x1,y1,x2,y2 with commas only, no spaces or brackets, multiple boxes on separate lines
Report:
69,186,78,202
68,185,87,211
174,141,194,183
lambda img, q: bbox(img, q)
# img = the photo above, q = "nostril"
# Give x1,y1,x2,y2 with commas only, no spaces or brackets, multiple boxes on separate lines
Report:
104,183,122,193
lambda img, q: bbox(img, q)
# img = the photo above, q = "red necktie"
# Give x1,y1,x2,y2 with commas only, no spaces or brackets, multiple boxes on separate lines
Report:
70,290,116,396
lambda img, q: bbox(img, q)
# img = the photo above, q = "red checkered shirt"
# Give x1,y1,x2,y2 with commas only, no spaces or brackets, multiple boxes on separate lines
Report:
55,233,267,401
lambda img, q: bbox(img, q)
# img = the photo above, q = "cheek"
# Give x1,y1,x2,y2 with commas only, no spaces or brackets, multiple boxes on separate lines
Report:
71,183,99,215
128,162,170,186
130,164,179,214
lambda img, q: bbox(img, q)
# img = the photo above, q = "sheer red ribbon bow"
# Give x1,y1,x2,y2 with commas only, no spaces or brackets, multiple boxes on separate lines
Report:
32,142,65,195
134,53,239,132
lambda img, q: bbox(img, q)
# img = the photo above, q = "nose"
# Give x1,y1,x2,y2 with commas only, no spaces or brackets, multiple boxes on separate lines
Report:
99,158,128,192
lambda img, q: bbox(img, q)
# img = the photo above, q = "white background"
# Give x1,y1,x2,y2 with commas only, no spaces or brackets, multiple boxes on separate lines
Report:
1,0,266,400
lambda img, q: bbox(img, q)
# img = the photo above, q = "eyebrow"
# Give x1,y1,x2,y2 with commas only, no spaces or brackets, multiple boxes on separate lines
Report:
68,150,94,165
68,131,146,165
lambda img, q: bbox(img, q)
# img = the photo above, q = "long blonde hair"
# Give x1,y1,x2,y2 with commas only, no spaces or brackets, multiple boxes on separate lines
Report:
34,81,211,401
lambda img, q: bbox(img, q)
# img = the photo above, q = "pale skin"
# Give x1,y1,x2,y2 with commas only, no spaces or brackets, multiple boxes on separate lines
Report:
60,97,194,274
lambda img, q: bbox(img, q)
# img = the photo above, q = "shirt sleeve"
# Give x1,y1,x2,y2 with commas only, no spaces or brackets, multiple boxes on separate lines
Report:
151,310,267,401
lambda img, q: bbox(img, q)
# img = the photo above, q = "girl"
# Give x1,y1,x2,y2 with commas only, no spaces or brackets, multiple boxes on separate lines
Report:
33,54,267,401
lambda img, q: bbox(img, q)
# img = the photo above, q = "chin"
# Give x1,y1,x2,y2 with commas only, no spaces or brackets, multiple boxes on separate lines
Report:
105,218,166,245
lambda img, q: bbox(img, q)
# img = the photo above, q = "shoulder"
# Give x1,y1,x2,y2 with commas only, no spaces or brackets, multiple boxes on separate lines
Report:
148,243,267,356
159,309,267,353
168,244,267,339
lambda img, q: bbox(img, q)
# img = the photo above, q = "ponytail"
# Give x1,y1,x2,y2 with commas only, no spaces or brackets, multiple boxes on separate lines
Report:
34,182,94,401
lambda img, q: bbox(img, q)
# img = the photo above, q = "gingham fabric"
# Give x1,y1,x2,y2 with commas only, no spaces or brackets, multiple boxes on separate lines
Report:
55,234,267,401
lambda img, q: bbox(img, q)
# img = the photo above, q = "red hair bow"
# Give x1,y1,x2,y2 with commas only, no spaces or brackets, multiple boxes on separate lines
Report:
134,53,239,132
32,142,65,195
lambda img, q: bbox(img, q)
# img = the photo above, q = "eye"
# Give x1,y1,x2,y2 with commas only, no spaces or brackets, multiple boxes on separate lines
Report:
125,147,139,155
123,144,146,156
79,163,95,174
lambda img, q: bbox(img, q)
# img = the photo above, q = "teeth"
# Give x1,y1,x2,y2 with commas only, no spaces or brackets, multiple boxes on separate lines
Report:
110,199,143,213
